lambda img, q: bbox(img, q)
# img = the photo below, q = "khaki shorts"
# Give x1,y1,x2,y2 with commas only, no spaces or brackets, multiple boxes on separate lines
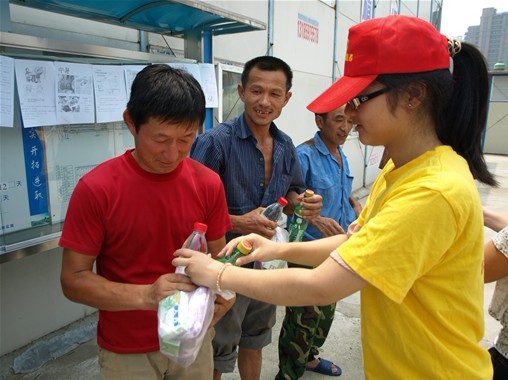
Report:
98,329,214,379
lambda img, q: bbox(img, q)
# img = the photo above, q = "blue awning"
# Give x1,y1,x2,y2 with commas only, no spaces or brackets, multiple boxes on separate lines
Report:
12,0,266,36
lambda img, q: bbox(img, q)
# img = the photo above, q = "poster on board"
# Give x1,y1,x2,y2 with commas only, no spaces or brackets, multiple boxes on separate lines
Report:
55,62,95,125
0,126,50,235
123,65,146,101
93,65,128,123
168,63,218,108
14,59,57,127
0,55,15,128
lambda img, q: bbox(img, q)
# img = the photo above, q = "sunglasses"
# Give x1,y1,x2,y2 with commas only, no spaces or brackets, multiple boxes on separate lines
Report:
347,87,390,110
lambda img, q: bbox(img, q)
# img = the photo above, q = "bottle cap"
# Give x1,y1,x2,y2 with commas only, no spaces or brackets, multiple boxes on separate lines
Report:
237,240,253,255
277,196,288,207
304,189,314,197
193,222,208,233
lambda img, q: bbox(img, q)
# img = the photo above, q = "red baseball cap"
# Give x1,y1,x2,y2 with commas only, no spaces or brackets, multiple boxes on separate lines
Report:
307,15,450,113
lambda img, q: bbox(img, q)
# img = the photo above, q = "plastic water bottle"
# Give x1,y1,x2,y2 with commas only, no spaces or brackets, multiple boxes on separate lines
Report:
182,222,207,251
255,196,288,270
176,222,208,274
288,189,314,242
217,240,253,265
261,196,288,223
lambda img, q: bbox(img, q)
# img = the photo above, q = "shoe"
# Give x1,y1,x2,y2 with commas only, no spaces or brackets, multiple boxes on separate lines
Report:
306,357,342,376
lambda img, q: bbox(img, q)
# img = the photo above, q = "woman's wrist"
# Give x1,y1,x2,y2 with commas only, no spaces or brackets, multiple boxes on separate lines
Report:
216,263,232,292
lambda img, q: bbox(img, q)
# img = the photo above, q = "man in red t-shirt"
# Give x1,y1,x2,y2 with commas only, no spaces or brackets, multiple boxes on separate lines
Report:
60,64,232,379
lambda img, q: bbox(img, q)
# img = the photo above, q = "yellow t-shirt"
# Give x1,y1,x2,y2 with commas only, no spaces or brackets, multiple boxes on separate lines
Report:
339,146,492,379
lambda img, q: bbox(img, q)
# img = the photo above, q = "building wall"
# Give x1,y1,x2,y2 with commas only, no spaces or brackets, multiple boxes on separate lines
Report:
0,247,96,356
465,7,508,69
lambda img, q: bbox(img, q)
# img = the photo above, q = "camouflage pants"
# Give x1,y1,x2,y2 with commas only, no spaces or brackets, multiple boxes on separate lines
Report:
275,303,336,380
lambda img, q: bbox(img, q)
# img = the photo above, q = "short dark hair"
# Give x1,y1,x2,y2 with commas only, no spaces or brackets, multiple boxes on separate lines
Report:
127,64,205,132
241,56,293,92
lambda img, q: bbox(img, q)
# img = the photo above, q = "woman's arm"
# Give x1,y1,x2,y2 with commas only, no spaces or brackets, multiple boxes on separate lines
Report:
221,256,367,306
483,206,508,232
227,233,349,268
484,240,508,283
173,249,367,306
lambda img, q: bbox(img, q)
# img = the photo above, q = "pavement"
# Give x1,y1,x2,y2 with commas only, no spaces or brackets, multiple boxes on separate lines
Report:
2,153,508,380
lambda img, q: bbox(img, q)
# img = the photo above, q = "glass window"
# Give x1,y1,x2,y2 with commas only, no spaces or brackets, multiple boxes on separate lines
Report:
214,63,244,126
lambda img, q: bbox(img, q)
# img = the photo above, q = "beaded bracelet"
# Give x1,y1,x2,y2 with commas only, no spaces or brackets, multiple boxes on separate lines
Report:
216,263,232,292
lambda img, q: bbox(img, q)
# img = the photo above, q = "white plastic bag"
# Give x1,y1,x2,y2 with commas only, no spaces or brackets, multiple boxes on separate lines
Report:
158,285,215,367
254,226,288,270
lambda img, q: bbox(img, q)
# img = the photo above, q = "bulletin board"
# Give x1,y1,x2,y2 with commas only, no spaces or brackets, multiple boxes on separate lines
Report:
0,54,216,259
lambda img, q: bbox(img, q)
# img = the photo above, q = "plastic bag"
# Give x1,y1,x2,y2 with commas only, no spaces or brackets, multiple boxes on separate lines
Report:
158,285,215,367
254,226,288,270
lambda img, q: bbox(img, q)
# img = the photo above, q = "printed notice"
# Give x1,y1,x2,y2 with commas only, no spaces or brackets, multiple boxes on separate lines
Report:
123,65,146,101
199,63,218,108
93,65,128,123
55,62,95,125
14,59,57,127
168,63,218,108
0,55,15,128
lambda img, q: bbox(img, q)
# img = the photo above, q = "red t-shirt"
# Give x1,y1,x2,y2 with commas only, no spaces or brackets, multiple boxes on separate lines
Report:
60,150,232,353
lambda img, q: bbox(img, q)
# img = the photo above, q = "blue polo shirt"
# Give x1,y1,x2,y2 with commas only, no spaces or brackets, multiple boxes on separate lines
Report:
190,113,305,240
297,131,356,240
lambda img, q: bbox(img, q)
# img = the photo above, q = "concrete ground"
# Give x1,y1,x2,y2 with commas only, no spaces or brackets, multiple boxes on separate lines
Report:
3,154,507,380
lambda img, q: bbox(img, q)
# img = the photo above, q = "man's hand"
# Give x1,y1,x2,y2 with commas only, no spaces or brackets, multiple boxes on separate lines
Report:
311,215,346,237
143,273,197,310
230,207,278,239
349,196,363,217
211,293,236,326
298,192,323,221
347,220,361,237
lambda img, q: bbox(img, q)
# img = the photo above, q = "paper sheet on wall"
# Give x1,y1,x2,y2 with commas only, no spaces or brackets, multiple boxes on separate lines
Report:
123,65,147,101
0,55,15,128
14,59,57,127
93,65,128,123
199,63,218,108
168,63,218,108
55,62,95,125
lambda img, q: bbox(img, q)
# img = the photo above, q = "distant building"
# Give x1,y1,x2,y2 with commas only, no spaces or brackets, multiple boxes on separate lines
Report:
464,7,508,69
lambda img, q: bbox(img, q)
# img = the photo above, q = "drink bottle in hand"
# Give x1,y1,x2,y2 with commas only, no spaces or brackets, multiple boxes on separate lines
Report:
216,240,253,299
261,196,288,224
217,240,253,265
256,196,289,270
175,221,207,275
182,222,207,250
288,189,314,242
158,222,214,366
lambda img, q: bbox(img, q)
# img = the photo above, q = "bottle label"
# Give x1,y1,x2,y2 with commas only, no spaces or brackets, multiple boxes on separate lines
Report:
288,217,308,242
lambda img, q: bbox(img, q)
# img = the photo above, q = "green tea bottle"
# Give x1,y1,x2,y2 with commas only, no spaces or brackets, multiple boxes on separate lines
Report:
288,189,314,242
217,240,253,265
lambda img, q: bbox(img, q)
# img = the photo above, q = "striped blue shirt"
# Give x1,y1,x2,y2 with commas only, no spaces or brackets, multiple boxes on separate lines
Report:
190,113,305,235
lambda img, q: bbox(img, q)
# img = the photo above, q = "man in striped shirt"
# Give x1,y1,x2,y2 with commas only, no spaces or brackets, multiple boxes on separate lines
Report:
190,55,322,380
